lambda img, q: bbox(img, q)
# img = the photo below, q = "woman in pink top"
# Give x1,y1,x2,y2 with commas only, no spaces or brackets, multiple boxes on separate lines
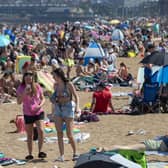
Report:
16,71,46,160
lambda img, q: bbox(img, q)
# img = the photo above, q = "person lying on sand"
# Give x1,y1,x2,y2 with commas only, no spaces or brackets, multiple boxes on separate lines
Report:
97,136,168,152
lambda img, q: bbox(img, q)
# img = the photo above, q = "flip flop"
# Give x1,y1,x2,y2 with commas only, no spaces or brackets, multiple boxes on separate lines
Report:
38,152,47,158
136,129,146,135
127,130,135,136
12,159,26,165
1,159,15,166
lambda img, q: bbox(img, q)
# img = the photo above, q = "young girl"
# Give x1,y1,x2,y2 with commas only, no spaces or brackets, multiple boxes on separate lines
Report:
16,71,46,160
50,68,80,162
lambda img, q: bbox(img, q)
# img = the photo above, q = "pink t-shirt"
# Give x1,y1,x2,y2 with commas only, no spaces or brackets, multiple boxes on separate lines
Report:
17,83,44,116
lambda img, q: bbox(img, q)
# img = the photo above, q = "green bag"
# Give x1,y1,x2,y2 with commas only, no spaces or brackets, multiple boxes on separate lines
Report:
118,149,147,168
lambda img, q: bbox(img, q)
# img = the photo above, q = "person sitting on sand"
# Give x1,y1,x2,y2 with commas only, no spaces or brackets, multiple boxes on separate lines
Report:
0,75,12,103
85,58,97,76
90,82,115,114
97,135,168,152
3,57,15,73
110,62,133,86
75,57,87,77
0,72,19,97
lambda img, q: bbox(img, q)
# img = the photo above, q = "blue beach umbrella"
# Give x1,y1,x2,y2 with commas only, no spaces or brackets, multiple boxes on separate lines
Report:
0,35,10,47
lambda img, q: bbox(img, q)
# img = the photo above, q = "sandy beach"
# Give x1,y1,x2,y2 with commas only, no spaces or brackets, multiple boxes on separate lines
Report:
0,56,168,168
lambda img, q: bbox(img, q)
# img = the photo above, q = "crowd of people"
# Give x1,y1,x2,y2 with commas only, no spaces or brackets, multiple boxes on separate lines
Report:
1,17,168,161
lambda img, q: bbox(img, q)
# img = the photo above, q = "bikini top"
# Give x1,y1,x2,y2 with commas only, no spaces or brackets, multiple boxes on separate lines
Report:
50,84,72,104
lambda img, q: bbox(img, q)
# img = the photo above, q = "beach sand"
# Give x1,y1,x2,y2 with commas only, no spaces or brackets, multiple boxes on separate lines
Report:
1,56,168,168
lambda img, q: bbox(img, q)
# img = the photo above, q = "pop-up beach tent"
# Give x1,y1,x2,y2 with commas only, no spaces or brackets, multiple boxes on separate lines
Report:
84,41,105,65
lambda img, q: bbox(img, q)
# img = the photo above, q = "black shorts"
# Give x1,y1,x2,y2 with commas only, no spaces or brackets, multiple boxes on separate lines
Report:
24,112,44,124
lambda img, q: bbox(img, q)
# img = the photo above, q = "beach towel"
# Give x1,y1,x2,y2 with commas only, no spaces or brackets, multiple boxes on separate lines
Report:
15,115,25,133
145,151,168,156
43,121,81,134
37,71,55,93
112,92,132,97
18,132,90,144
15,55,31,73
147,162,168,168
145,136,168,156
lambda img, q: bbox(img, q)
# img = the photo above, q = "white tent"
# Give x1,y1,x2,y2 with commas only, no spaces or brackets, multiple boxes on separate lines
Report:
84,41,105,65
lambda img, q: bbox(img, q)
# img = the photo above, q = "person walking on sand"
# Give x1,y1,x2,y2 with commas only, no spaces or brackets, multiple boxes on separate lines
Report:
16,71,47,160
50,68,80,162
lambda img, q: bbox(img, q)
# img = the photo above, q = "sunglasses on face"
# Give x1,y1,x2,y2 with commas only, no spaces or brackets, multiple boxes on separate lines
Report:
24,72,33,76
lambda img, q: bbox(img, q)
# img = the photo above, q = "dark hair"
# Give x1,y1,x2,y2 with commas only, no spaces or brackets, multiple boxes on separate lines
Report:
120,62,126,67
21,71,37,95
97,82,106,89
53,68,68,84
95,58,101,66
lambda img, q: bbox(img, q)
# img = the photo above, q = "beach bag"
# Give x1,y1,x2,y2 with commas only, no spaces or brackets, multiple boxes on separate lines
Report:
74,149,141,168
15,115,25,133
118,149,147,168
78,111,99,122
74,151,126,168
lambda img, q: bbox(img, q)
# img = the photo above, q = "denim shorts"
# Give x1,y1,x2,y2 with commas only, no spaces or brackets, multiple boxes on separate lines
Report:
54,101,76,118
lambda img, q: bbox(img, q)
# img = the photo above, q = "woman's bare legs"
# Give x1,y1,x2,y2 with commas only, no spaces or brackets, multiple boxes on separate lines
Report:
35,120,44,153
64,117,77,155
55,117,64,156
25,124,34,156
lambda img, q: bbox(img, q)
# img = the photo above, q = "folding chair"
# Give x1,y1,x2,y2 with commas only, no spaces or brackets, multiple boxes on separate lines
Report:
160,84,168,113
141,82,160,113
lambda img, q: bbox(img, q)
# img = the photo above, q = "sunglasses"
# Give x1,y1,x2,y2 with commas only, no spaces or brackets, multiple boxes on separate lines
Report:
24,72,33,76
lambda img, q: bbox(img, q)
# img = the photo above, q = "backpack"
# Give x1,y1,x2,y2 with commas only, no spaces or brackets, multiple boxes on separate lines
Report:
78,111,99,122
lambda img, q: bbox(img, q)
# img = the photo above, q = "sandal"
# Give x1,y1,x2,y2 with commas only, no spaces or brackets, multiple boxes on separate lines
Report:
72,154,79,161
25,155,34,160
38,152,47,158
